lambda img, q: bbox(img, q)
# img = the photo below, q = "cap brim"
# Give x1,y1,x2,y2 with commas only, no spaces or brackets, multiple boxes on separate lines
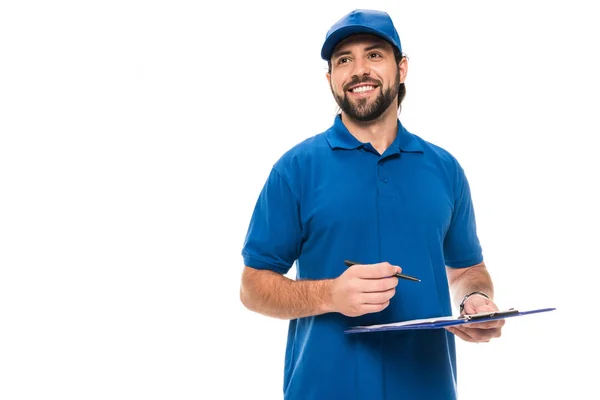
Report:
321,25,397,60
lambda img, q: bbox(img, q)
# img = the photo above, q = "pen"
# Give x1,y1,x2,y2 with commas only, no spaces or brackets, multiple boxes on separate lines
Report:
344,260,421,282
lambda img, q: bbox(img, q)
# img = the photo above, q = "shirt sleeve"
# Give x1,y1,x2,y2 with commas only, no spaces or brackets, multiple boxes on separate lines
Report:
241,167,302,275
443,164,483,268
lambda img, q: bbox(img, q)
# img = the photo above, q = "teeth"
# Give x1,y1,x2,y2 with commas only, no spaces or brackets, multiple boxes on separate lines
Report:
352,85,375,93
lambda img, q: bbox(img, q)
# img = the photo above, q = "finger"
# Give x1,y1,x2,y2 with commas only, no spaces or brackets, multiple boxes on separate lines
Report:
460,327,502,341
448,325,491,343
452,324,500,341
360,301,391,314
463,319,505,330
446,326,477,343
354,263,401,279
360,288,396,304
463,303,496,315
359,276,399,292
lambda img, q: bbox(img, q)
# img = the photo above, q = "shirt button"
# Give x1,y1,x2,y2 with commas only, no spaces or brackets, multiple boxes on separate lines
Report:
381,177,388,183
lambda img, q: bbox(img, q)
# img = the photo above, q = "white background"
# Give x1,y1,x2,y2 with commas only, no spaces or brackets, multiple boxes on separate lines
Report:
1,0,598,399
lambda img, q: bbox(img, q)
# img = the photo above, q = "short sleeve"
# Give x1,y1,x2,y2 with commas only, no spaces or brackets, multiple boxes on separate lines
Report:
443,165,483,268
241,167,302,274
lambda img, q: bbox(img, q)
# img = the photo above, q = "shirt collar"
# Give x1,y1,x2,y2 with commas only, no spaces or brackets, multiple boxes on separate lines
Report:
325,114,424,153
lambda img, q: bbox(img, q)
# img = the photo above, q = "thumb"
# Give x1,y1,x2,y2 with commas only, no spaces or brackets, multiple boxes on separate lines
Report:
463,302,478,315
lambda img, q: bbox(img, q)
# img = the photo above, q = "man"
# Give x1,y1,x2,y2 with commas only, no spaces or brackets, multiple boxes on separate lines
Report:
240,9,504,400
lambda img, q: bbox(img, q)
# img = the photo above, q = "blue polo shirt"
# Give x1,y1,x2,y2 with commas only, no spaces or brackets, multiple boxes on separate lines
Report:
242,115,483,400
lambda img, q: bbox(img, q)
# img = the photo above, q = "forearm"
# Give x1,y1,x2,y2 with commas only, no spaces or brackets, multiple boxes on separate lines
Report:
240,266,334,320
448,263,494,310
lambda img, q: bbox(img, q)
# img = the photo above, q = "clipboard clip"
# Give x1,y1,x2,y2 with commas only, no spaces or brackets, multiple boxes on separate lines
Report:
460,308,519,321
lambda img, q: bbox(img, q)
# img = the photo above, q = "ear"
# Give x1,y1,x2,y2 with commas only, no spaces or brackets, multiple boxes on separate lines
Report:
398,57,408,83
326,72,331,85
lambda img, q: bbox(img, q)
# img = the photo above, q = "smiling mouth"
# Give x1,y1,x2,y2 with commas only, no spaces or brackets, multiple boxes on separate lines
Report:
350,85,376,93
347,83,379,95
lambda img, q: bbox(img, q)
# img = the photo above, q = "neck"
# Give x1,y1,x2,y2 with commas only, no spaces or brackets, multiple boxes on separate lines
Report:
340,104,399,155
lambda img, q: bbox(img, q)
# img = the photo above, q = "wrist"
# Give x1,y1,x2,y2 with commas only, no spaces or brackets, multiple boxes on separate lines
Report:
320,279,336,314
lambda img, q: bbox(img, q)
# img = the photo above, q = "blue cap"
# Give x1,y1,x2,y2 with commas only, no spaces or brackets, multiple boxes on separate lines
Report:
321,9,402,61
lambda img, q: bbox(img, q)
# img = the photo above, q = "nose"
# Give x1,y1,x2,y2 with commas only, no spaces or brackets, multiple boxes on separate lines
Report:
351,57,371,78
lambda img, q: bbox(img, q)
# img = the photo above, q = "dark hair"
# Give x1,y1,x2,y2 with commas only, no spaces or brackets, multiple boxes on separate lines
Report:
328,45,406,107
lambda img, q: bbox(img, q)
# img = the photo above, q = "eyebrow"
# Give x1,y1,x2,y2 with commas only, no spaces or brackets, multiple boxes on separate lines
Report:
331,44,387,60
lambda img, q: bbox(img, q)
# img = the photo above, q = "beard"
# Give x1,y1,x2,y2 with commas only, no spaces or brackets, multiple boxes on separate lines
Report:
332,70,400,122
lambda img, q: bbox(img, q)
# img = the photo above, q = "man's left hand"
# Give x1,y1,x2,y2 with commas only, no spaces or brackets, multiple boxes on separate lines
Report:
445,294,504,343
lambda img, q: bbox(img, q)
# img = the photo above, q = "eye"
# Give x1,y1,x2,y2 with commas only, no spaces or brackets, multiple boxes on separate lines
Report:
368,52,383,59
337,57,351,65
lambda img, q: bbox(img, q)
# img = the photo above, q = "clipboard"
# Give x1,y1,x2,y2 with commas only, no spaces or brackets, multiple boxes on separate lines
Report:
344,307,556,334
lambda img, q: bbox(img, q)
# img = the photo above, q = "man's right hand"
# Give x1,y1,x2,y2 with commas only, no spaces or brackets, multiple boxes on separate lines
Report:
329,262,401,317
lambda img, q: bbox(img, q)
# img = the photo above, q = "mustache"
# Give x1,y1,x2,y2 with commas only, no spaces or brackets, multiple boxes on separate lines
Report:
343,77,381,92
